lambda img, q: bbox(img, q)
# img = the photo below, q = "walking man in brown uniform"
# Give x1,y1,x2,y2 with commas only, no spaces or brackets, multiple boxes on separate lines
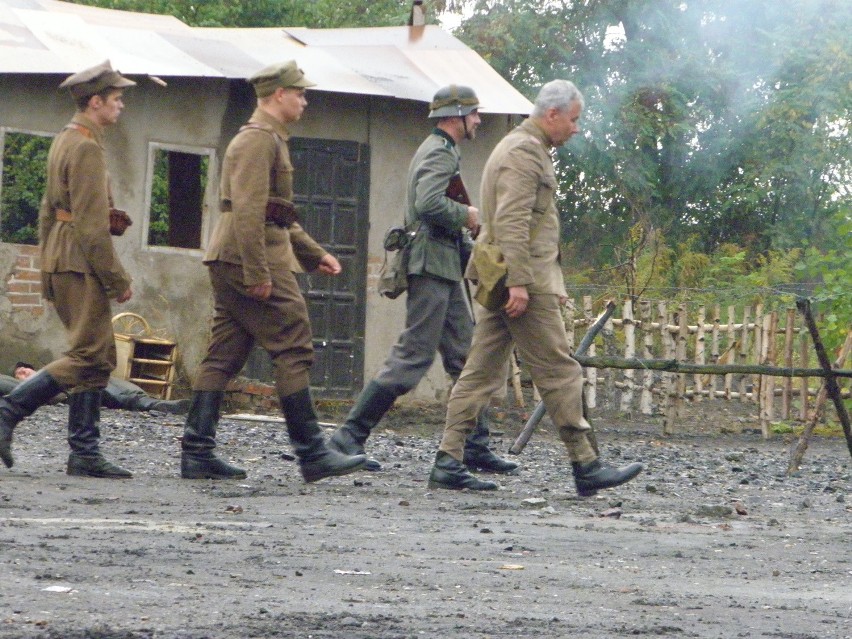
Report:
429,80,644,495
0,60,136,478
180,61,365,482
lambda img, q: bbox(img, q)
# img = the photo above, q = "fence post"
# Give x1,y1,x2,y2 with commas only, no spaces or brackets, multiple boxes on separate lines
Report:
621,298,635,414
739,306,751,402
711,304,721,398
583,296,596,409
640,300,654,415
661,302,677,434
695,305,706,402
782,308,795,420
799,331,810,421
726,305,736,399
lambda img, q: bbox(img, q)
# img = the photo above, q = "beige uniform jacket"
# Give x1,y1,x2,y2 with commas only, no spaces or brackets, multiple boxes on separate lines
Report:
467,118,567,296
206,108,327,286
38,114,131,300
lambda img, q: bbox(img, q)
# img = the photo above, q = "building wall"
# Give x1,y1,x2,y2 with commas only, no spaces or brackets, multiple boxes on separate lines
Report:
0,74,514,402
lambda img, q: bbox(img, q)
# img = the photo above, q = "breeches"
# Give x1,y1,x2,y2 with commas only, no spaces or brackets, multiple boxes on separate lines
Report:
43,271,115,391
193,262,313,397
440,294,590,459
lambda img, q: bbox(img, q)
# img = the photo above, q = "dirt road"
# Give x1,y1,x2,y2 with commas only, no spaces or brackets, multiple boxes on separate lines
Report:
1,400,850,638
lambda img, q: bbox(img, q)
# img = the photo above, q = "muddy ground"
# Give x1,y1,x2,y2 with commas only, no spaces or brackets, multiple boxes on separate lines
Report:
0,393,850,639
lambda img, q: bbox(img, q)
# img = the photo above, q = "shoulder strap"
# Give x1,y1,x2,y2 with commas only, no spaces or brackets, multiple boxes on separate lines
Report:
63,123,94,139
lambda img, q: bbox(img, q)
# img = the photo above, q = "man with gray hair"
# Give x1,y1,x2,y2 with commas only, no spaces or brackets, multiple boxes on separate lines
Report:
428,80,644,495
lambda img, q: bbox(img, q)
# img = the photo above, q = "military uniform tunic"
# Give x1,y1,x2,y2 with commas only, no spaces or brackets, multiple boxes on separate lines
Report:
440,118,595,462
372,129,474,394
38,113,132,391
194,108,327,397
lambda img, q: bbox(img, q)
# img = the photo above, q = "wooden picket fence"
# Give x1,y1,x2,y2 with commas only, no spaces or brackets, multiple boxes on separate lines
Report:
532,297,852,436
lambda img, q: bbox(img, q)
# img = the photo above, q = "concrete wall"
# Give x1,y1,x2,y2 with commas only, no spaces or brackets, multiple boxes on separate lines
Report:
0,73,515,401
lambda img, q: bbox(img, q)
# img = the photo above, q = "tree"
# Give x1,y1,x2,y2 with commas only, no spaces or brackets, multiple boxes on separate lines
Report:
455,0,851,269
68,1,410,28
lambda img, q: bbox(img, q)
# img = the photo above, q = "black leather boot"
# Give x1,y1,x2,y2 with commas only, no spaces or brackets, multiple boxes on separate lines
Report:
281,388,366,483
328,381,398,472
428,451,498,491
0,369,63,468
463,408,519,474
181,391,246,479
572,459,643,497
66,391,132,479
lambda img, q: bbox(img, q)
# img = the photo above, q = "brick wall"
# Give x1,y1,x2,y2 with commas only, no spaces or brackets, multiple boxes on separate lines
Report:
4,244,45,316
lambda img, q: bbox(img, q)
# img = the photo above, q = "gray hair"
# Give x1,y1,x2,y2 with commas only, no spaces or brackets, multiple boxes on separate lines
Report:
531,80,584,117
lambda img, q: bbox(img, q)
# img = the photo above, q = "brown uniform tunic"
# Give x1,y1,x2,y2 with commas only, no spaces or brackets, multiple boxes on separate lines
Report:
38,113,132,392
439,118,595,463
194,108,327,397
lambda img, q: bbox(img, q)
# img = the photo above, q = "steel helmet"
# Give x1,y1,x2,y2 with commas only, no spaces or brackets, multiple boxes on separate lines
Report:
428,85,481,118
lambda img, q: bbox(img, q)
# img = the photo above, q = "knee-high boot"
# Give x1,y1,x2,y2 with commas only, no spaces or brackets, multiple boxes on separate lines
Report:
66,391,132,478
181,391,246,479
327,381,398,471
463,407,519,474
281,388,366,483
0,369,63,468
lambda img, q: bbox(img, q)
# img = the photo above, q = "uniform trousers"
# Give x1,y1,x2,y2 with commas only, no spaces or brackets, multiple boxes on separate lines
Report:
439,293,596,463
194,261,313,397
42,272,115,391
374,274,472,395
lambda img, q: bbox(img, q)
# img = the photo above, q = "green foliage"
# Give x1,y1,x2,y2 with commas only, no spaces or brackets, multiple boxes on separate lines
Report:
1,132,52,245
148,149,170,246
793,208,852,352
68,0,409,28
458,0,850,293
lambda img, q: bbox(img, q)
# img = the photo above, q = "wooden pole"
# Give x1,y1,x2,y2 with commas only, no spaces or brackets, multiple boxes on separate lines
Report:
509,301,617,455
782,308,795,420
695,305,706,403
570,355,852,378
788,330,852,473
796,299,852,459
621,298,635,414
584,296,596,409
640,300,654,415
739,306,751,403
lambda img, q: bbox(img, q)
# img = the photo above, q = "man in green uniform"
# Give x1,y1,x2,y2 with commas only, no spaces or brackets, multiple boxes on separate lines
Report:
180,60,365,481
327,85,516,482
429,80,644,495
0,60,135,477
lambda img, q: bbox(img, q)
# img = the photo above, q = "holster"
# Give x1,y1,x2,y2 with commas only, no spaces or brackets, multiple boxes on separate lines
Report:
265,197,298,228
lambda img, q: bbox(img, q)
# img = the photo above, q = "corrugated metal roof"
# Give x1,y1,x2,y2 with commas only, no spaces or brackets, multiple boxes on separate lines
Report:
0,0,531,114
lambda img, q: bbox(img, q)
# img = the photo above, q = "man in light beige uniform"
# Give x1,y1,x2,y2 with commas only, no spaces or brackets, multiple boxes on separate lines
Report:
429,80,644,496
180,61,365,481
0,61,135,477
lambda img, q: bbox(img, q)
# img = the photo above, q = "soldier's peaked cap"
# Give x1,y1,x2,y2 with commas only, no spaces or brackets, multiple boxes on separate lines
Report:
58,60,135,100
248,60,316,97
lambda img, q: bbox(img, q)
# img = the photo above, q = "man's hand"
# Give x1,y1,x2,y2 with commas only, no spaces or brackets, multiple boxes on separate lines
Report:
504,285,529,318
317,254,342,275
117,288,132,304
247,281,272,300
465,206,480,234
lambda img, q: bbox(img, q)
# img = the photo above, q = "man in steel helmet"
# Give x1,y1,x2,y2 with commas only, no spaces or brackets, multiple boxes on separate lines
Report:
328,85,517,487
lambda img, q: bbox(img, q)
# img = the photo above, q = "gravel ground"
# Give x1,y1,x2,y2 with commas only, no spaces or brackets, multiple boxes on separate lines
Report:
0,395,850,639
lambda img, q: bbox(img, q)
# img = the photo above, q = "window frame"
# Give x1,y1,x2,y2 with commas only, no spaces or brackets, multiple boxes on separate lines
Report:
142,141,217,255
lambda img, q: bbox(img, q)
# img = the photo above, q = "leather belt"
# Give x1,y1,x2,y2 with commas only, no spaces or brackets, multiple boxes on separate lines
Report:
55,208,74,222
